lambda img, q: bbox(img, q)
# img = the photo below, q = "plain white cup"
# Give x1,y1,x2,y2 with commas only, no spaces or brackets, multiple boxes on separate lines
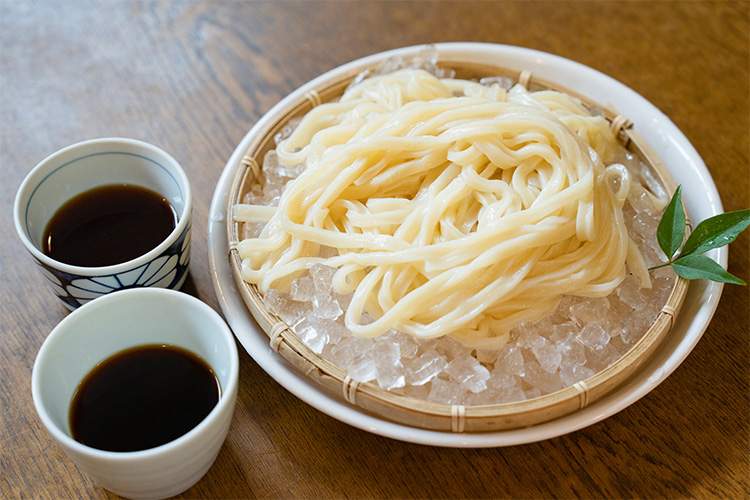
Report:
31,288,239,500
13,138,192,310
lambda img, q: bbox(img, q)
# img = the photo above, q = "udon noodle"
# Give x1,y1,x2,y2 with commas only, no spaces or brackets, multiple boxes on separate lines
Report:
234,69,649,349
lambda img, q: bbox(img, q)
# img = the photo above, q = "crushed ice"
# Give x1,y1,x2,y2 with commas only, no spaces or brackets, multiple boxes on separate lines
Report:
251,56,676,406
262,221,675,406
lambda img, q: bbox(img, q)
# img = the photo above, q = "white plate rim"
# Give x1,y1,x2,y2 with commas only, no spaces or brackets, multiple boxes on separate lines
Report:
207,42,725,447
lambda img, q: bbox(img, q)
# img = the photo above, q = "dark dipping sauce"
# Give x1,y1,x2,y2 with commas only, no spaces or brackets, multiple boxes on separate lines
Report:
43,184,177,267
69,344,220,452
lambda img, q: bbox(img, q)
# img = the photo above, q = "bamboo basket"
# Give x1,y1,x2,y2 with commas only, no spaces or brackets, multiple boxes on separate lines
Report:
225,60,689,433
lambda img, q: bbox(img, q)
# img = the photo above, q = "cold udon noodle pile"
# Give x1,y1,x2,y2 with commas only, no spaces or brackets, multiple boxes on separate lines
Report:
234,69,650,350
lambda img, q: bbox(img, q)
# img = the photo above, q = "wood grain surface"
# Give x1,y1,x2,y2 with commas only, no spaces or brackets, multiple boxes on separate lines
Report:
1,1,748,499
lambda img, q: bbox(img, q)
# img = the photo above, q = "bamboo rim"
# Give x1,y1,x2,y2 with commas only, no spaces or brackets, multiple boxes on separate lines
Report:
225,61,689,433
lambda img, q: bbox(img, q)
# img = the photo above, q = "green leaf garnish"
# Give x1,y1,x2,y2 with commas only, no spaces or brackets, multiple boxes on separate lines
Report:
679,209,750,257
671,254,746,285
648,186,749,284
656,185,685,260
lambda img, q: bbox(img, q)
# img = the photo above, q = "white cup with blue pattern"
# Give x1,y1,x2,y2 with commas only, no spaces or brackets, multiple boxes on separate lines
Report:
14,138,192,310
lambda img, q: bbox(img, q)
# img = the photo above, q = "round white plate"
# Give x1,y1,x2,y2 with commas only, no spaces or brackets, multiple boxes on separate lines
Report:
207,43,725,447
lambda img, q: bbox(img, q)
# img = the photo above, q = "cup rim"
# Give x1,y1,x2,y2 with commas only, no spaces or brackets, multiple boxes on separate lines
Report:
31,288,239,460
13,137,192,276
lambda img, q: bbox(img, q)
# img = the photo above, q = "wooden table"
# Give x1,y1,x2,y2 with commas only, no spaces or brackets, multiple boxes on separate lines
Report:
2,1,748,498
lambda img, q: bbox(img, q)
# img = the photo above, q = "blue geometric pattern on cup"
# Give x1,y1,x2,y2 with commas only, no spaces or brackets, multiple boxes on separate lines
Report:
36,218,191,309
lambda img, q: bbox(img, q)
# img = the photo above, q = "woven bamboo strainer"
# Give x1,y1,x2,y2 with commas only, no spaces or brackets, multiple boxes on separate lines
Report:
225,61,688,433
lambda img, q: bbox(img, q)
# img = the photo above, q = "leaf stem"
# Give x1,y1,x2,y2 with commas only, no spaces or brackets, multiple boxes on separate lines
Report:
647,262,672,271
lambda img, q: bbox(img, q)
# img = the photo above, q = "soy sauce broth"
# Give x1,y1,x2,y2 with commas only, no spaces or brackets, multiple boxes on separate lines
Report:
69,344,220,452
43,184,177,267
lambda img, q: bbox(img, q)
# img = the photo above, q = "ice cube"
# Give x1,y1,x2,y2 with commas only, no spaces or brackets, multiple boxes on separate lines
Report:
479,76,515,90
372,342,405,390
274,126,294,146
243,222,263,239
310,263,337,292
585,342,620,371
293,316,328,354
405,349,448,386
532,344,562,374
263,150,280,172
335,292,353,310
435,337,473,358
323,317,348,345
242,183,264,205
522,359,563,394
329,336,373,367
445,356,490,393
550,322,578,342
557,337,586,366
515,322,548,350
629,188,655,215
306,316,346,346
570,298,610,324
264,289,307,325
486,372,517,391
427,378,465,405
402,384,431,400
617,274,649,310
501,387,527,403
318,245,339,259
559,364,596,387
312,292,342,320
620,313,650,344
263,288,288,317
381,329,419,359
578,323,610,351
348,356,377,383
475,348,501,364
290,275,315,303
495,345,525,377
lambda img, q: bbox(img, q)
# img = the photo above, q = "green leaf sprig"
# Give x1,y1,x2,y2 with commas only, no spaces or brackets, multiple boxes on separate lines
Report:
648,185,750,285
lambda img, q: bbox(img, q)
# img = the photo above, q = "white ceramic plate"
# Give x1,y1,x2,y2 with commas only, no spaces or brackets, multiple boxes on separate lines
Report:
207,43,725,447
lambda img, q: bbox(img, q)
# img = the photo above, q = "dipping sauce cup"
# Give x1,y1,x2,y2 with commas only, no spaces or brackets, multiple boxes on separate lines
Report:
31,288,239,500
13,138,192,310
